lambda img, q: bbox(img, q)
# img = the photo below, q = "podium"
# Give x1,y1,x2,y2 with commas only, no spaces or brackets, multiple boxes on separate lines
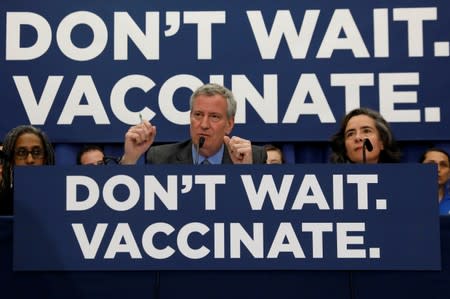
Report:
1,164,446,298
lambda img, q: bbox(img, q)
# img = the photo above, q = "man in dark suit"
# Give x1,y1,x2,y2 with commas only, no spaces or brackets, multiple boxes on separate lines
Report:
121,83,266,165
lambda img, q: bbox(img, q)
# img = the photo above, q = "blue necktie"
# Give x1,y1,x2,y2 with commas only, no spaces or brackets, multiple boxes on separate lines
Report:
201,159,210,165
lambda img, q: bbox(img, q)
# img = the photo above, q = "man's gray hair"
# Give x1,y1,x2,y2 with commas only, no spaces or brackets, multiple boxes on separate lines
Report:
190,83,237,119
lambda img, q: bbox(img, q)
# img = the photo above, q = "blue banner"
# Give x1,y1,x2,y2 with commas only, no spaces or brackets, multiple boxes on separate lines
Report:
13,164,440,270
1,1,449,142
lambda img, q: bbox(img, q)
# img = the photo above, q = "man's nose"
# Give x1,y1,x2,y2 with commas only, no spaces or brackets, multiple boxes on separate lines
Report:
200,115,210,128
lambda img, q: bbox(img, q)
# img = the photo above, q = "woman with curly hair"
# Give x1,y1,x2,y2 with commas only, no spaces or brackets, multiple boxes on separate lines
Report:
330,108,401,164
0,125,55,215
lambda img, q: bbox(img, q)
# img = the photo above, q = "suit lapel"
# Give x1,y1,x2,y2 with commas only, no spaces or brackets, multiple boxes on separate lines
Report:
174,140,194,164
222,146,233,164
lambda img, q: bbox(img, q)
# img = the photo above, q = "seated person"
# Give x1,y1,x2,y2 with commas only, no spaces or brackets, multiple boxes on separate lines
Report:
77,144,105,165
120,83,267,165
264,144,284,164
330,107,401,163
0,125,55,215
419,148,450,215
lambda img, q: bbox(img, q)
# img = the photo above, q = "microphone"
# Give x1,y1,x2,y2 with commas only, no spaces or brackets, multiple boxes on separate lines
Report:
199,136,205,149
362,138,373,163
364,138,373,152
195,136,205,165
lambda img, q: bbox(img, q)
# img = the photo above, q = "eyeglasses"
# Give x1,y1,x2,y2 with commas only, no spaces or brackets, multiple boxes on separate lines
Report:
14,147,45,160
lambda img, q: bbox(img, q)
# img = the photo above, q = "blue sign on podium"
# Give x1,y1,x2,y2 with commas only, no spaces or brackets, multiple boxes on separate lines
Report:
13,164,440,271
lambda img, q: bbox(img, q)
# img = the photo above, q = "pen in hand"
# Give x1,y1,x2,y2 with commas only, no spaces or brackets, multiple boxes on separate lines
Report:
139,113,152,144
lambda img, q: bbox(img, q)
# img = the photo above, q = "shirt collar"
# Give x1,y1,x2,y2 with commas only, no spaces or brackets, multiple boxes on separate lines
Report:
192,144,224,164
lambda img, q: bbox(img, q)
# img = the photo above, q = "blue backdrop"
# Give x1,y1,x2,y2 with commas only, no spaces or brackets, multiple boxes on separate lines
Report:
1,0,449,143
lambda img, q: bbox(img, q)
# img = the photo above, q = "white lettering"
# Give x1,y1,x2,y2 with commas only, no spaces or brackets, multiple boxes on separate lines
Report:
177,222,210,259
56,11,108,61
247,10,319,59
114,12,160,60
317,9,369,58
337,222,366,258
379,73,420,122
66,175,99,211
6,12,52,60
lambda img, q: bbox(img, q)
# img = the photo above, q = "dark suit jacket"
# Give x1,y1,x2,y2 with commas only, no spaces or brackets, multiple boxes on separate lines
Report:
146,139,267,164
0,188,13,216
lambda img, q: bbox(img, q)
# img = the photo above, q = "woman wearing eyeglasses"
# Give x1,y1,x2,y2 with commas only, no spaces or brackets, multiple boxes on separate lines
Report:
0,125,55,215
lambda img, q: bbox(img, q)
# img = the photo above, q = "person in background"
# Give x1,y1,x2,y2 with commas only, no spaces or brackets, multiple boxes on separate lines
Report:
77,144,105,165
264,144,284,164
330,107,401,164
0,125,55,215
120,83,267,165
419,148,450,215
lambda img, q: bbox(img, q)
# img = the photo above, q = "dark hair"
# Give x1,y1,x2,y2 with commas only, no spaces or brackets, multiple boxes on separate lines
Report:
1,125,55,191
76,144,105,165
0,149,5,165
330,108,401,163
419,147,450,163
263,144,284,163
